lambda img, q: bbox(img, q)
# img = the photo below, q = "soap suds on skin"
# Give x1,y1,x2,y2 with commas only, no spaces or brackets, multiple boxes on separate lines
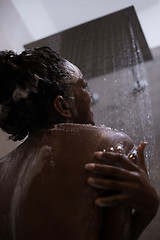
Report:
10,145,55,240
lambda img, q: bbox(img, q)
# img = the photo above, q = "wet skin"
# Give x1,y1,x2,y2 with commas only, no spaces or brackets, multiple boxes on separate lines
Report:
85,140,159,239
71,78,95,125
66,64,159,239
54,62,159,239
64,62,95,125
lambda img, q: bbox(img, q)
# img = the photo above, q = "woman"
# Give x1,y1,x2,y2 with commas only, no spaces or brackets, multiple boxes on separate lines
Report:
0,47,159,239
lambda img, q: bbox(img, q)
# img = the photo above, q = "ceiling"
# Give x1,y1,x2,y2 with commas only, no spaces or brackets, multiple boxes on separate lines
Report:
10,0,160,49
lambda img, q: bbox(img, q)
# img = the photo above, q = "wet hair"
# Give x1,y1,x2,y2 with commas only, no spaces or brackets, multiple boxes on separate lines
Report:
0,47,76,141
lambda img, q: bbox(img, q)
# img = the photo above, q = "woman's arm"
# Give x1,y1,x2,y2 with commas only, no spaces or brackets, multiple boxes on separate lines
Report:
85,142,159,239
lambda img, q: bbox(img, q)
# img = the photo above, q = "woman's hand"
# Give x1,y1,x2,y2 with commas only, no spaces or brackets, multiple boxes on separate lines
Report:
85,142,159,239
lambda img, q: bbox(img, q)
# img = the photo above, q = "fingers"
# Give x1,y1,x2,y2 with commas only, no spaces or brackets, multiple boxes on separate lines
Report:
94,193,129,207
85,163,140,182
94,193,152,211
87,176,139,192
94,191,158,216
85,143,159,219
87,175,158,213
94,151,138,171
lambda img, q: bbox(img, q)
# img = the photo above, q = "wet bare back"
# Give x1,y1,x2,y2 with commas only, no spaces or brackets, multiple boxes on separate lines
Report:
0,124,134,240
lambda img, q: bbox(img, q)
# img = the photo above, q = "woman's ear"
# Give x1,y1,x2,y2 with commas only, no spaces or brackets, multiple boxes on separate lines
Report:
53,95,72,119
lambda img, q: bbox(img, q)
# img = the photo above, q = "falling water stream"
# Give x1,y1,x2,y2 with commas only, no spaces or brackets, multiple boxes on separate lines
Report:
22,8,159,239
89,23,157,182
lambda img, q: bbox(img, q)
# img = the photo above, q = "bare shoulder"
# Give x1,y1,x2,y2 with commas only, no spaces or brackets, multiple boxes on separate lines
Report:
97,125,134,155
55,123,135,155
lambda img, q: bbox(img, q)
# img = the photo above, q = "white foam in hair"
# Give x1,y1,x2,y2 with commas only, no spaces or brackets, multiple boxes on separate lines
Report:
64,60,83,81
12,74,40,102
12,87,29,101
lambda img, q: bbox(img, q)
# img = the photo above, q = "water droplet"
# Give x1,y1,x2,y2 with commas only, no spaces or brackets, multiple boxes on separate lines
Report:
116,144,124,153
91,92,99,105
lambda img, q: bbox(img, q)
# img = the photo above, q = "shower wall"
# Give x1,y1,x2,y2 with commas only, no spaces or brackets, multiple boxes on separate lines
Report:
140,47,160,240
24,6,159,240
88,50,160,239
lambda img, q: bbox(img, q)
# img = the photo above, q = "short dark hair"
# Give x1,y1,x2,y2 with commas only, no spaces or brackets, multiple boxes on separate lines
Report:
0,47,75,141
